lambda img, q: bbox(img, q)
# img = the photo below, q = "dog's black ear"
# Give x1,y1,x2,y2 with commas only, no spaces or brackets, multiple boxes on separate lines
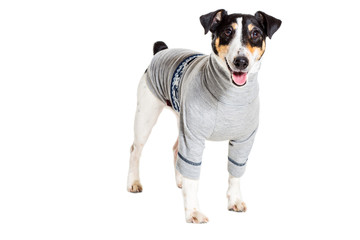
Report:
200,9,227,35
255,11,282,39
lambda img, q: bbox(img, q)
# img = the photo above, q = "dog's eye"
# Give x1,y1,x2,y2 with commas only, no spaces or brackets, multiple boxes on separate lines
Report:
224,27,233,36
251,30,260,40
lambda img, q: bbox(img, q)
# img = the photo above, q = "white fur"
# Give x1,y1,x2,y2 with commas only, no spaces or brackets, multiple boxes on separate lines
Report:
227,175,247,212
182,177,208,223
172,138,183,188
127,74,165,192
227,17,244,67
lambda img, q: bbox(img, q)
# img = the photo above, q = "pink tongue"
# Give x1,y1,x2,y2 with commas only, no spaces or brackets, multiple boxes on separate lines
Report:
232,72,247,86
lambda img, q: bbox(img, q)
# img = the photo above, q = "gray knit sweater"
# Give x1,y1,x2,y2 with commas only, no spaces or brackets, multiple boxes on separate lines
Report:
146,49,259,179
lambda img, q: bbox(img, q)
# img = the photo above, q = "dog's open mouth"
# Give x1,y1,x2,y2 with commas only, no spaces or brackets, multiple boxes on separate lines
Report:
225,58,247,87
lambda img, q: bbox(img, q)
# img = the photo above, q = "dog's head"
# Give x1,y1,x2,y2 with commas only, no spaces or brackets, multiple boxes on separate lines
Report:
200,10,281,87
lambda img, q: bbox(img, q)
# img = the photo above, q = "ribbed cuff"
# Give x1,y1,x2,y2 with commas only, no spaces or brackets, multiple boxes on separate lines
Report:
176,152,201,180
227,157,248,178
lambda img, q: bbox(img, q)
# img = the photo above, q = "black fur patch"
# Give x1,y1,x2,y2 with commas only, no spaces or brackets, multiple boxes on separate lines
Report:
211,14,240,55
153,41,168,55
242,16,265,49
254,11,282,39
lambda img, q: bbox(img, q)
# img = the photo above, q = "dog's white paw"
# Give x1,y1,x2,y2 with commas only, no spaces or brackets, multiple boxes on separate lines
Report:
227,176,246,212
228,199,247,212
185,210,209,223
127,180,143,193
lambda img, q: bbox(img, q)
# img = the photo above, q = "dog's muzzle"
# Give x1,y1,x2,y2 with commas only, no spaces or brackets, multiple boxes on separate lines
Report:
225,57,248,87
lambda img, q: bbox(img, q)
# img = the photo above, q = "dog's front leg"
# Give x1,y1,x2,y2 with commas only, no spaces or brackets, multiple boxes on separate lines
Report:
227,130,257,212
227,175,247,212
182,177,208,223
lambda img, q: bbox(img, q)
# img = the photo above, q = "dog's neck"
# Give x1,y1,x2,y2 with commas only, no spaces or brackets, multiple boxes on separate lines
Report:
202,53,259,105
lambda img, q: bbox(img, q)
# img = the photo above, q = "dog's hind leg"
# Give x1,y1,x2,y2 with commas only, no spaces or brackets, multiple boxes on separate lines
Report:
171,114,183,188
172,138,183,188
127,74,165,193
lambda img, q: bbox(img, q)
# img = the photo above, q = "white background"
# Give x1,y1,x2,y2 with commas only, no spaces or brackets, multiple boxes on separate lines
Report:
1,0,360,239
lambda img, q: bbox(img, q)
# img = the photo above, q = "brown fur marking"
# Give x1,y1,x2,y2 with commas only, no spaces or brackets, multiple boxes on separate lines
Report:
246,40,266,60
248,23,255,32
215,37,229,60
258,40,266,60
231,22,238,30
246,43,258,54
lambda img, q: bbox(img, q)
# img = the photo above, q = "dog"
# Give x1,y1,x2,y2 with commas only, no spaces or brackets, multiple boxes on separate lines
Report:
127,9,281,223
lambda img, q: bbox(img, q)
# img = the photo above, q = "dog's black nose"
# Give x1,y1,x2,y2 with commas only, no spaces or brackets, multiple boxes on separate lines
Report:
233,57,249,70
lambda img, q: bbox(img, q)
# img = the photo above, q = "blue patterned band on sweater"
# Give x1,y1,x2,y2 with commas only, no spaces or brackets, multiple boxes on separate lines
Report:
170,54,203,112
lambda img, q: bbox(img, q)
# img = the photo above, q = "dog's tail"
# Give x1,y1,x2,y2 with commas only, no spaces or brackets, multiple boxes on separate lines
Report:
153,41,168,55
